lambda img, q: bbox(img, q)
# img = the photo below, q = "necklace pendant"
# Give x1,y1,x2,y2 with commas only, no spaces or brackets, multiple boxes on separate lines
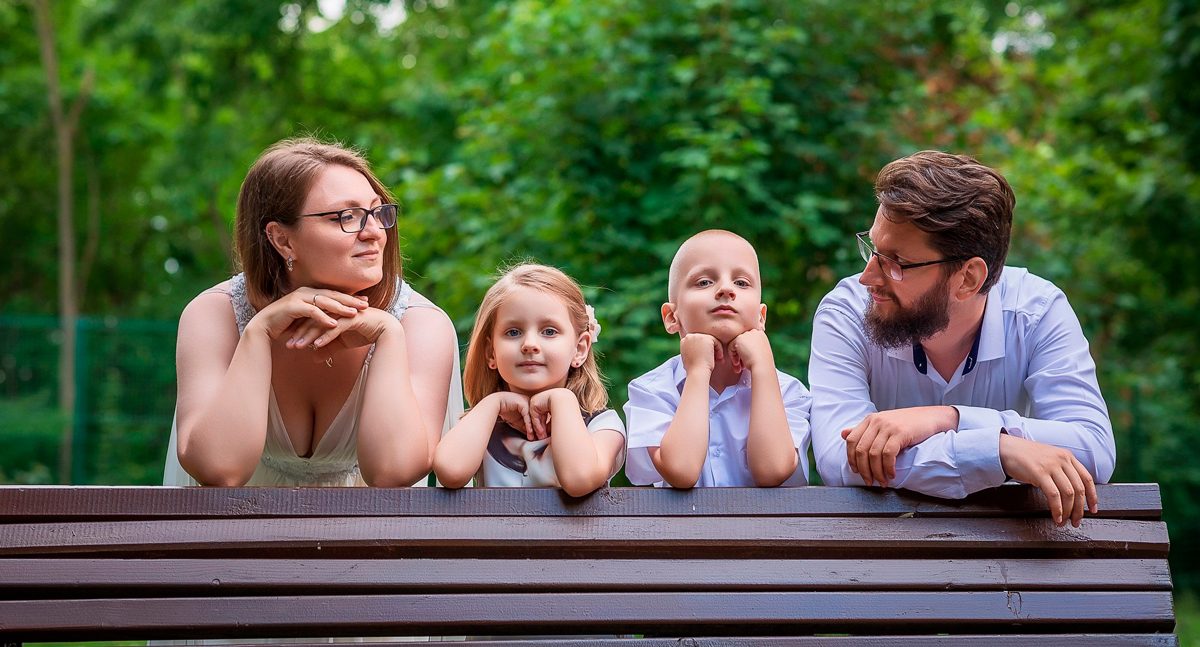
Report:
326,356,334,368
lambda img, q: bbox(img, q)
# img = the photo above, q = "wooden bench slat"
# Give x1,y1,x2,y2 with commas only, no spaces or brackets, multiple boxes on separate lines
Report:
0,484,1164,521
0,591,1177,640
210,637,1182,647
0,558,1173,595
0,516,1169,559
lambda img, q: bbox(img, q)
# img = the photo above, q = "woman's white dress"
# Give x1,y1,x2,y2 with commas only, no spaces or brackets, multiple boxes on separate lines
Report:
162,273,465,488
156,275,464,643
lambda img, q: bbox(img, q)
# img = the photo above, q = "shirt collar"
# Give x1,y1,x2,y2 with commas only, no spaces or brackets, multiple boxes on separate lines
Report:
911,332,980,376
976,289,1005,362
671,354,752,393
885,291,1004,375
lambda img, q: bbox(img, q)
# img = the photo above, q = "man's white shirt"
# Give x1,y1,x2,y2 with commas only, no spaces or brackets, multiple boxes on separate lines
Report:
809,267,1115,499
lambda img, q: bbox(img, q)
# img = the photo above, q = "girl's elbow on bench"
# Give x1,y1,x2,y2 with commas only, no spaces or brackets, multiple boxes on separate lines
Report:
558,470,606,498
431,457,473,489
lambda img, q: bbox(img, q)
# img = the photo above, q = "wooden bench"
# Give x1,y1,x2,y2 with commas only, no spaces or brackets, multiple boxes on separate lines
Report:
0,484,1177,645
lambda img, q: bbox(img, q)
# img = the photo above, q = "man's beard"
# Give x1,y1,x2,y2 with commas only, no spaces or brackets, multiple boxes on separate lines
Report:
864,278,953,350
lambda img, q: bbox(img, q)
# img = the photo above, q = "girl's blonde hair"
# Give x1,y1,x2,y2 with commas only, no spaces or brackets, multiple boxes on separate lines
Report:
463,264,608,413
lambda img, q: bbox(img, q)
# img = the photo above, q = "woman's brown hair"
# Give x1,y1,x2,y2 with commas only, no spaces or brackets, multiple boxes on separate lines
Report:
463,264,609,414
233,138,401,310
875,150,1015,294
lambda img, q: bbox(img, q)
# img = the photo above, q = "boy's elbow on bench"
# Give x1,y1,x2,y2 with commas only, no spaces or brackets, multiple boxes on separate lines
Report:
750,453,799,488
661,466,701,489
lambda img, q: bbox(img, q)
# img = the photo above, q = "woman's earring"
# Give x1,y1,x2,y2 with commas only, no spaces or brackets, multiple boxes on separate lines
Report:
287,257,294,271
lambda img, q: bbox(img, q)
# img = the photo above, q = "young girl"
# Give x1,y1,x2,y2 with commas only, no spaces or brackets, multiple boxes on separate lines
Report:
433,264,626,496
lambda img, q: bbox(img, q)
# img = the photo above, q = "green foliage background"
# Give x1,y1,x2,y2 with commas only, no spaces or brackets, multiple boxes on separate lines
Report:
2,0,1198,606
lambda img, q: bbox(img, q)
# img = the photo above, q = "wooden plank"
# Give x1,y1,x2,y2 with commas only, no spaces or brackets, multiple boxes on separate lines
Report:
0,516,1170,559
0,591,1176,641
0,558,1173,596
202,638,1183,647
0,484,1163,522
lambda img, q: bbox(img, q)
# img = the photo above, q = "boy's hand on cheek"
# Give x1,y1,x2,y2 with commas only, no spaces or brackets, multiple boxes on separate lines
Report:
680,333,722,374
729,329,773,374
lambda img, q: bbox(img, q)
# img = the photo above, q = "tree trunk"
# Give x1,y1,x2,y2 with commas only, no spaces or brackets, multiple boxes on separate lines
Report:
79,149,101,302
31,0,92,484
209,186,234,270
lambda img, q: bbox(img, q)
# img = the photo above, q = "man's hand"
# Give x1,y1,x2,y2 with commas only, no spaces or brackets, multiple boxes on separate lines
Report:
729,328,774,374
842,406,959,487
680,333,723,375
999,433,1098,527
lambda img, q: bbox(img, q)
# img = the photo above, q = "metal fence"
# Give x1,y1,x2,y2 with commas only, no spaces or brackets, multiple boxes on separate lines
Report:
0,314,176,485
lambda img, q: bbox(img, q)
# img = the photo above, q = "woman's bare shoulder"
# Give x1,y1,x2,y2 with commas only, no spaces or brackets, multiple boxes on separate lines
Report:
400,292,456,348
180,281,238,332
203,279,235,295
407,289,436,308
404,291,451,322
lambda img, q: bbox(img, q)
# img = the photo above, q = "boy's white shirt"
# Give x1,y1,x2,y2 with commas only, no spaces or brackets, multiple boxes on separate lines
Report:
623,355,812,487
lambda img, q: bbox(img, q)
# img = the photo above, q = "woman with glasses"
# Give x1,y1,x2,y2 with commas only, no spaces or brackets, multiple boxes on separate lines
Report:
163,138,463,487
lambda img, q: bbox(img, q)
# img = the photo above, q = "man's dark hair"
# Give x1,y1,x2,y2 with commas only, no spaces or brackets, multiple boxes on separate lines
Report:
875,150,1015,294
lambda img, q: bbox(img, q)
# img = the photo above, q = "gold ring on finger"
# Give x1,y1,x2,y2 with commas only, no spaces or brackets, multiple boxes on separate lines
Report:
312,294,319,307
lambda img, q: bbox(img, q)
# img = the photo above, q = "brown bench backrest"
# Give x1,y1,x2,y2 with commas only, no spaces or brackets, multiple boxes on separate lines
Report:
0,484,1176,645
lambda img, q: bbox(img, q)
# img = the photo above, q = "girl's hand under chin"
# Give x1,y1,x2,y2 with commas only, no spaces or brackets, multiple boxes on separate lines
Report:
529,388,579,441
490,391,534,437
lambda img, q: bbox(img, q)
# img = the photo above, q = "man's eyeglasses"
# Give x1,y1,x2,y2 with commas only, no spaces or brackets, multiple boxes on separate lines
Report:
856,231,968,282
298,204,399,234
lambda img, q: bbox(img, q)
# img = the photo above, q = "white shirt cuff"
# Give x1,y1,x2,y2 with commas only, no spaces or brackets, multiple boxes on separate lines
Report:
954,405,1006,432
953,427,1008,494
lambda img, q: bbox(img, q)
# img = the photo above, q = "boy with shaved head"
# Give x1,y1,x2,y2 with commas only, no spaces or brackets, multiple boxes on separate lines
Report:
624,230,812,488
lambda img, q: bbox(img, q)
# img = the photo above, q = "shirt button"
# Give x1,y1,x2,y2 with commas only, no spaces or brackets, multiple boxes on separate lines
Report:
712,448,722,457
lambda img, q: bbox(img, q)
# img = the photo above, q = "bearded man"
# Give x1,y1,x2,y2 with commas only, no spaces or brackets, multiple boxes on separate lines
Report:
809,150,1115,527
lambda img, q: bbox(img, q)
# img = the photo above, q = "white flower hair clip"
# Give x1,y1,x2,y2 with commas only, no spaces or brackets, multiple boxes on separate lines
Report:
585,305,601,343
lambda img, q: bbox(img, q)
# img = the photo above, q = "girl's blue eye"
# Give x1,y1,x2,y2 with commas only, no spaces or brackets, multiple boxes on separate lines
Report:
542,328,559,337
504,329,521,337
